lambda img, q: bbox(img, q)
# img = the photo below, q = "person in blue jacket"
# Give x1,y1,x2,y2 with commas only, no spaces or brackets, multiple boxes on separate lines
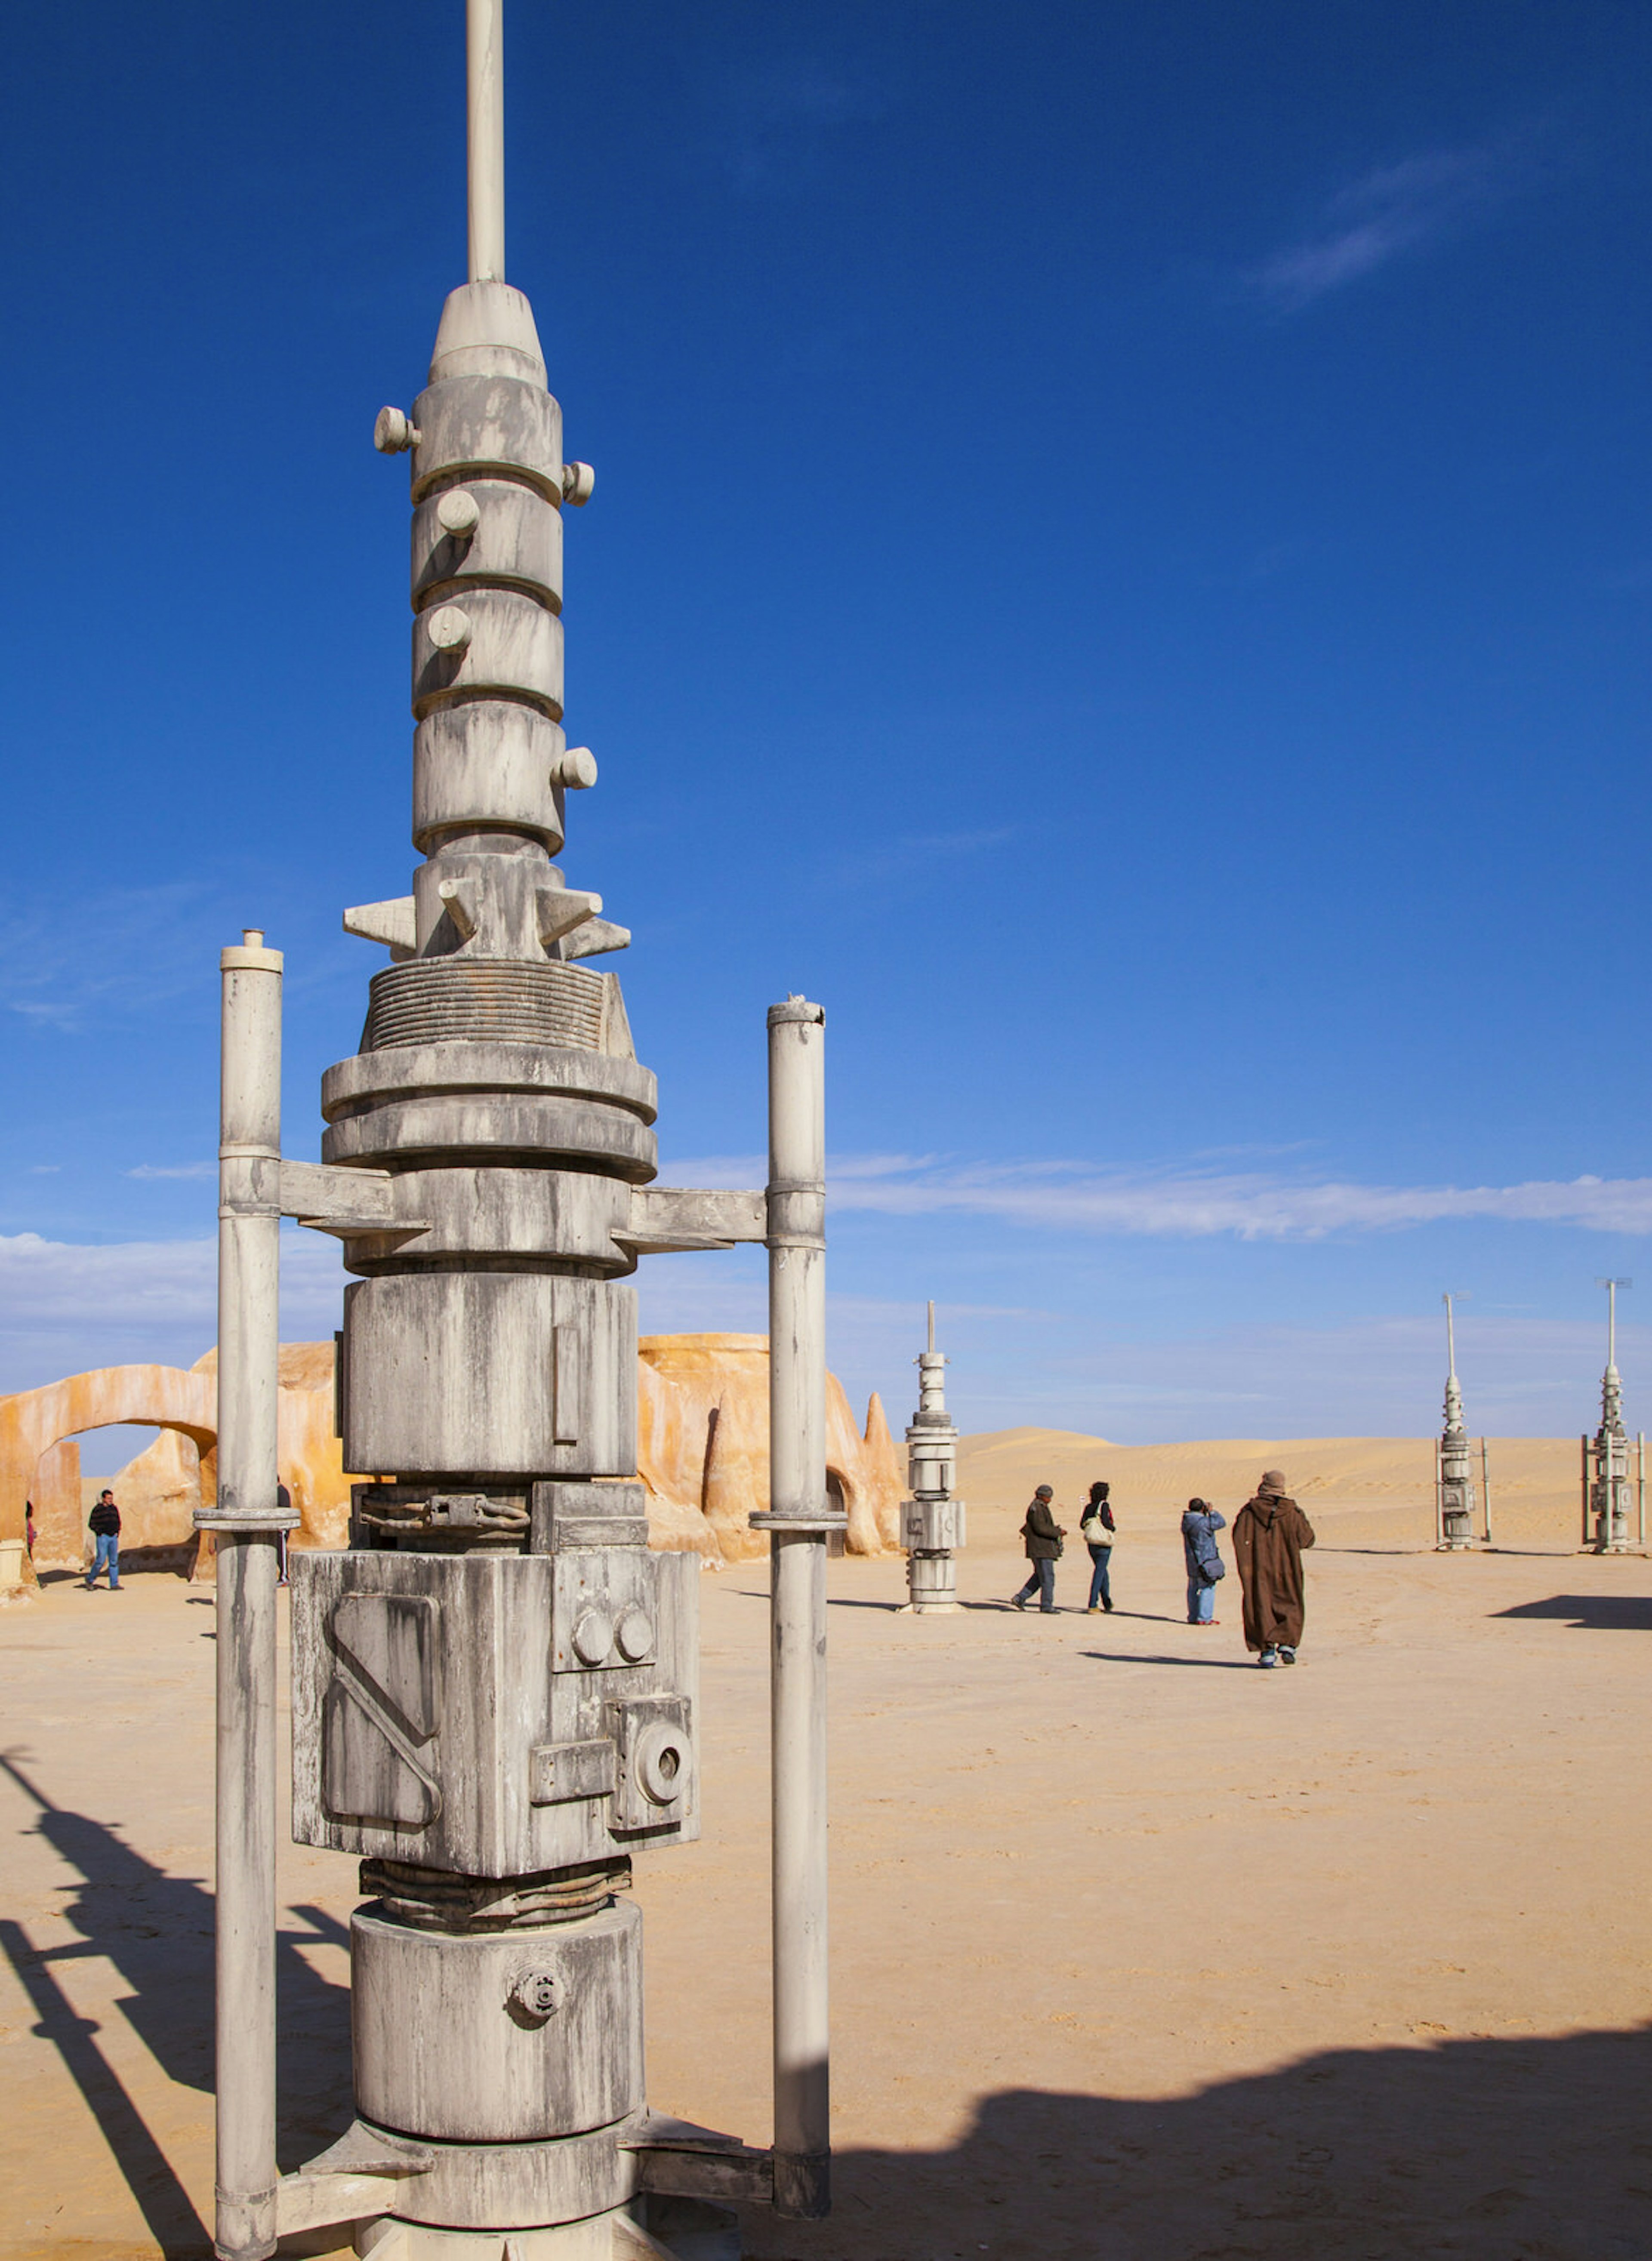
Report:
1180,1496,1226,1626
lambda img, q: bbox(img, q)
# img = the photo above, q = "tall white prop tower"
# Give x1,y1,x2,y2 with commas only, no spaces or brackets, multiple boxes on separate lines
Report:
204,8,841,2258
1581,1277,1644,1554
1433,1292,1490,1550
899,1303,965,1612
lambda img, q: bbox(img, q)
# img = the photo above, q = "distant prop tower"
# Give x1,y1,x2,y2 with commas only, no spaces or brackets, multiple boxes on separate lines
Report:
899,1303,966,1612
1582,1278,1645,1553
1434,1292,1490,1550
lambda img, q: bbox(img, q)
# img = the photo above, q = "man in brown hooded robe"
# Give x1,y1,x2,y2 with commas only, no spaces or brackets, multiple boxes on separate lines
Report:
1231,1469,1315,1667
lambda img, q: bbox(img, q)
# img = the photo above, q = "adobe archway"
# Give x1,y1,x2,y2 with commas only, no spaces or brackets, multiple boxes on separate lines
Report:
30,1420,219,1571
1,1365,217,1582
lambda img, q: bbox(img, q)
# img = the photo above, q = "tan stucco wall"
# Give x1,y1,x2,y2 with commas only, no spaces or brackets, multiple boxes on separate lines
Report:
3,1335,903,1576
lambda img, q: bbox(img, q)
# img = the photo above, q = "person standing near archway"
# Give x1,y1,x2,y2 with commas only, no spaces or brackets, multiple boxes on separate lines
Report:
84,1490,121,1591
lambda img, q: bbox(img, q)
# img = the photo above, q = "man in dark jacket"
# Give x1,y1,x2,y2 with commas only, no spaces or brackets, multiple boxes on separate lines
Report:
1011,1485,1065,1613
85,1490,122,1591
1231,1469,1314,1666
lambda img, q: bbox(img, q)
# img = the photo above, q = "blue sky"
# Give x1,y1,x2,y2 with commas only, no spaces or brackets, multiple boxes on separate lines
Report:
3,0,1650,1462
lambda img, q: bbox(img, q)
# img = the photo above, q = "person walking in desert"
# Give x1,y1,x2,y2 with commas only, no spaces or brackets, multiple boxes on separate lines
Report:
1231,1469,1314,1666
1080,1480,1116,1613
1180,1495,1226,1625
1011,1484,1065,1613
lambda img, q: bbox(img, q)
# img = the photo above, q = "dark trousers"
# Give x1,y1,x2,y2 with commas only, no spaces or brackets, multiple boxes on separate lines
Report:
1015,1558,1056,1612
1086,1543,1113,1608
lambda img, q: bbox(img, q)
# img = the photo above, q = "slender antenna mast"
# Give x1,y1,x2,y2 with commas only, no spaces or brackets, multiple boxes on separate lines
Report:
1443,1291,1456,1377
467,0,505,282
1598,1276,1632,1371
927,1299,935,1354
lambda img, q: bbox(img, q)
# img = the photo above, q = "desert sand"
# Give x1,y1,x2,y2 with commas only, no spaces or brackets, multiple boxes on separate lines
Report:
0,1480,1647,2261
959,1426,1600,1552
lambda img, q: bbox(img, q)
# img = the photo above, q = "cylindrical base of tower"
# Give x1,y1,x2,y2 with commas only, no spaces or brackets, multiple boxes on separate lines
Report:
906,1550,959,1611
353,1900,643,2143
356,2196,738,2261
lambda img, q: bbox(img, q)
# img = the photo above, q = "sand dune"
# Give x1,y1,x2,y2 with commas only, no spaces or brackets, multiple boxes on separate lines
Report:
957,1427,1621,1551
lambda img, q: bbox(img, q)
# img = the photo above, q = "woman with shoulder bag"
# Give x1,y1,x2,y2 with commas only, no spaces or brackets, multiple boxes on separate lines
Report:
1081,1480,1116,1614
1180,1496,1226,1626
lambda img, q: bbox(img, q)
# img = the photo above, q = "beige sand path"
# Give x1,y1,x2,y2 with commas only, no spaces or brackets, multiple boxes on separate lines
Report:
0,1507,1647,2261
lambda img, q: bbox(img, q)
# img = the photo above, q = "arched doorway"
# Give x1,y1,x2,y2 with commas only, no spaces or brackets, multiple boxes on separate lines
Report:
31,1421,216,1574
826,1468,849,1557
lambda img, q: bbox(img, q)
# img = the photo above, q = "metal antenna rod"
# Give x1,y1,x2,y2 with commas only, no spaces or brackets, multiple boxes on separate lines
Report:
1443,1291,1456,1377
467,0,505,282
1598,1276,1632,1369
927,1299,935,1355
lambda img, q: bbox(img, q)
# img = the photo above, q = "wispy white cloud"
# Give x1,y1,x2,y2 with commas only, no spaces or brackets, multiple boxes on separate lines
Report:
1251,146,1513,309
0,881,218,1032
942,1310,1651,1444
0,1227,345,1390
125,1161,216,1181
714,54,894,196
827,828,1016,892
828,1158,1652,1240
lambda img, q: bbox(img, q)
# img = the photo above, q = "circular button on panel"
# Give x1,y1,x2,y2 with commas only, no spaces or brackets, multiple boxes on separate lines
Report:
572,1608,613,1666
635,1719,687,1806
615,1606,654,1663
507,1967,564,2026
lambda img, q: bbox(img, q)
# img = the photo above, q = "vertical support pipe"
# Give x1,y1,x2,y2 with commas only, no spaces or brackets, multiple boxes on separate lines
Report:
1581,1435,1590,1549
200,932,290,2261
467,0,505,282
1481,1436,1493,1547
758,997,832,2221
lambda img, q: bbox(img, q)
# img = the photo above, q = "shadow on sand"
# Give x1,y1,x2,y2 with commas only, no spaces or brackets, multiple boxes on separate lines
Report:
1082,1648,1260,1671
740,2024,1652,2260
0,1751,354,2257
7,1758,1649,2261
1492,1592,1652,1631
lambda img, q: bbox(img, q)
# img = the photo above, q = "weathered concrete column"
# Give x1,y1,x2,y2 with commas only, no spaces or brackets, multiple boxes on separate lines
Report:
755,998,834,2219
200,932,295,2261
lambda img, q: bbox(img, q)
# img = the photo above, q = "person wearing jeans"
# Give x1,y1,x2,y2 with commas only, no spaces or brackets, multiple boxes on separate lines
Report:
1011,1485,1066,1613
1080,1480,1116,1613
85,1490,122,1590
1180,1497,1226,1626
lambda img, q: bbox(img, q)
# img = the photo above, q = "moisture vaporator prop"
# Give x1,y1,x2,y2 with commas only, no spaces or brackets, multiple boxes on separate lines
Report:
898,1303,965,1612
1433,1292,1490,1552
1581,1278,1645,1555
202,9,841,2258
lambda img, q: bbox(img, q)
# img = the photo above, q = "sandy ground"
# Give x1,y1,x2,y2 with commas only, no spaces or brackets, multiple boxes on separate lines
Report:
957,1429,1606,1552
1,1499,1649,2261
